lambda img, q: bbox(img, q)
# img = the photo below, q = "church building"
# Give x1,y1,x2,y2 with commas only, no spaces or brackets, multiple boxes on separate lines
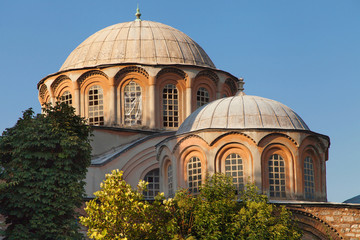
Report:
37,9,360,239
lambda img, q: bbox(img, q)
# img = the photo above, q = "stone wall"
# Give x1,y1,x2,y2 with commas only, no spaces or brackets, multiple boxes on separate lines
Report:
1,202,359,239
284,202,360,240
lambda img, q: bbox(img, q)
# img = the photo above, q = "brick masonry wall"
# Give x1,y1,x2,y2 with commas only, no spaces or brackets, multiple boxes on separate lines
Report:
285,203,360,240
1,203,359,239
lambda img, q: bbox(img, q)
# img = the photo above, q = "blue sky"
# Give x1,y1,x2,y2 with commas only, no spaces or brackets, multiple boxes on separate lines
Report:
1,0,359,203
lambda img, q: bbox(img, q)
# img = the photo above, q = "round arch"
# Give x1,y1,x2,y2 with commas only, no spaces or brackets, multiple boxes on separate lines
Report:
155,68,187,129
261,143,295,199
177,145,207,190
78,71,110,124
117,78,147,126
192,72,217,109
215,142,253,190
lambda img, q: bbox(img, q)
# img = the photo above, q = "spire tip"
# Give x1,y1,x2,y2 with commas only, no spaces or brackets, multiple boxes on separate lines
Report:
135,5,141,21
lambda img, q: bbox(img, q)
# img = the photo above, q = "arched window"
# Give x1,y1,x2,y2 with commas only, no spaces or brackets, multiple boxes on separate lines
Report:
123,80,142,126
143,169,160,200
304,156,315,199
88,85,104,126
196,87,209,108
225,153,244,192
187,156,202,193
167,164,174,197
60,91,72,105
162,84,178,128
268,154,286,198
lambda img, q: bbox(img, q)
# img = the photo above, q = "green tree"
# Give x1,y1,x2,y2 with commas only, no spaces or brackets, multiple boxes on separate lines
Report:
0,103,92,239
80,169,176,239
173,174,301,240
82,171,301,240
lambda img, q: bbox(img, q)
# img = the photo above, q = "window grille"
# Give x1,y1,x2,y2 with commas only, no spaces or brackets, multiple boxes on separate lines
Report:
60,91,72,105
167,164,174,197
88,85,104,125
143,169,160,200
268,154,286,198
162,84,178,128
196,87,209,108
187,156,202,193
124,81,142,125
225,153,244,192
304,156,315,199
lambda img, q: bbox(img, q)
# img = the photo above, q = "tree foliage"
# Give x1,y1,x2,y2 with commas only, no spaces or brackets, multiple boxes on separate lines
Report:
81,172,302,240
0,103,92,239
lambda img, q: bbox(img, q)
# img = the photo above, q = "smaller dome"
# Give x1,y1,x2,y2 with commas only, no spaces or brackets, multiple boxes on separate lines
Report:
177,93,309,135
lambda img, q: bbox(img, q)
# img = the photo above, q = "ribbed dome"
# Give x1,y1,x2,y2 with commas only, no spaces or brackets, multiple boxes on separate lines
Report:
60,20,215,71
177,93,309,135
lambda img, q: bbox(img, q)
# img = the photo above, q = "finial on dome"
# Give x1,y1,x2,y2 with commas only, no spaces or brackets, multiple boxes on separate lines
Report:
135,5,141,21
235,78,245,96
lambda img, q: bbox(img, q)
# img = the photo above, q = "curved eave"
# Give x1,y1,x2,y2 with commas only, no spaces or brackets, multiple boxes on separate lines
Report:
174,127,330,148
90,131,175,166
37,62,237,89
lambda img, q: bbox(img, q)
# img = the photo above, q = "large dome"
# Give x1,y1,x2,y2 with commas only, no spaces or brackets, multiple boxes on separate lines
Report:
60,20,215,71
177,93,309,135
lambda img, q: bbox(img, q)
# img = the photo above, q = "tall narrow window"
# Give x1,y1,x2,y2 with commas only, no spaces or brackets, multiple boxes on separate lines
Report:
304,156,315,199
163,84,178,128
225,153,244,192
187,156,202,193
124,81,142,126
143,169,160,200
268,154,286,198
196,87,209,108
167,164,174,197
88,85,104,126
60,91,72,105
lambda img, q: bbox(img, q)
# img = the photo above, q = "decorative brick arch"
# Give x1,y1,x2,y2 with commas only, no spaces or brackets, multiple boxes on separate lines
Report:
177,145,207,191
300,135,328,155
155,68,188,129
77,70,110,125
258,133,299,148
77,70,108,87
290,209,342,240
51,75,71,93
114,66,149,83
299,137,327,201
195,70,219,86
261,143,295,199
223,78,237,96
39,84,48,101
193,70,218,109
156,67,188,82
214,142,254,187
210,131,256,146
172,134,209,154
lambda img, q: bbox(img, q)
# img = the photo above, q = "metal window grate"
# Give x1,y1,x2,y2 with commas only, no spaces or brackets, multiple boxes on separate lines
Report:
268,154,286,198
225,153,244,192
196,87,209,108
60,91,72,105
167,164,173,197
304,156,315,199
124,80,142,126
187,156,202,194
143,169,160,200
88,85,104,126
162,84,179,128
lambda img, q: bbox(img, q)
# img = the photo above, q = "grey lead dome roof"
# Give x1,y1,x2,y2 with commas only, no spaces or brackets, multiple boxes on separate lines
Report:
177,93,309,135
60,20,215,71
